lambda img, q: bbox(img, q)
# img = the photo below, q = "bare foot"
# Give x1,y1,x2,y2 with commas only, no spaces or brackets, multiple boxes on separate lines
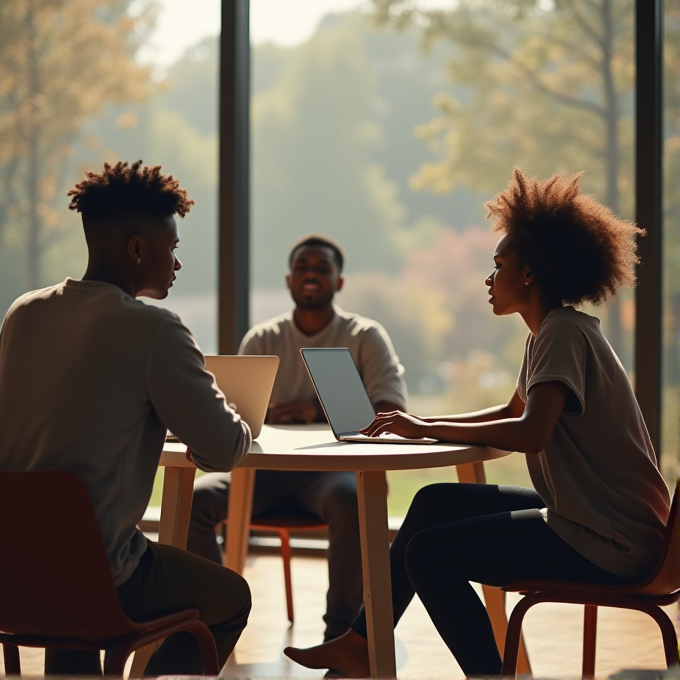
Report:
283,629,371,678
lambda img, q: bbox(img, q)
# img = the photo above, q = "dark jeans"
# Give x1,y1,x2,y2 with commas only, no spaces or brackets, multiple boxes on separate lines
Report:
188,470,363,640
45,541,251,676
350,483,627,677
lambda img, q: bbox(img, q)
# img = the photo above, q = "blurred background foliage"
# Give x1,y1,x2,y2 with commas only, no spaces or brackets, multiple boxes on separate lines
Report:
2,0,680,500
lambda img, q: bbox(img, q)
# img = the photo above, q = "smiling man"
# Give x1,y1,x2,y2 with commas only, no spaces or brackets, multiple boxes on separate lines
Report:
188,234,408,642
0,161,252,676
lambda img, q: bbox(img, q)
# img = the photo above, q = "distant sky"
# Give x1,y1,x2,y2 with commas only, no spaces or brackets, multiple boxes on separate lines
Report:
139,0,366,67
140,0,454,67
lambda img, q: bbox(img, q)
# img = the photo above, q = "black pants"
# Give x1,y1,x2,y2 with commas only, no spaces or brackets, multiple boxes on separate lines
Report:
45,542,251,676
188,470,363,640
350,483,626,677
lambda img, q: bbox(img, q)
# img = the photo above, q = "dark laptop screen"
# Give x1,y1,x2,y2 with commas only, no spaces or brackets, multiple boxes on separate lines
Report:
301,348,376,437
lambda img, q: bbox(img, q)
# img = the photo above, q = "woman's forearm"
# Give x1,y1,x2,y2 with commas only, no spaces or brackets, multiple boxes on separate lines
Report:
422,403,513,424
425,418,544,454
363,383,564,455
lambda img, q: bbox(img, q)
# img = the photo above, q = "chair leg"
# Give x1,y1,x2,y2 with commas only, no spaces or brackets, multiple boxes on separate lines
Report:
182,619,221,675
582,604,597,679
279,529,294,623
105,622,219,678
104,644,131,678
501,595,536,677
2,643,21,676
643,604,680,668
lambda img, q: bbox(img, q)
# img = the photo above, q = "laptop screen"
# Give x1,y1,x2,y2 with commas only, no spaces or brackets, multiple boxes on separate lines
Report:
301,348,376,437
203,355,279,439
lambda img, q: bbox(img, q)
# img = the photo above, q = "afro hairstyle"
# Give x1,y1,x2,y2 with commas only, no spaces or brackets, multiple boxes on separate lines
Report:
486,168,643,306
68,161,194,227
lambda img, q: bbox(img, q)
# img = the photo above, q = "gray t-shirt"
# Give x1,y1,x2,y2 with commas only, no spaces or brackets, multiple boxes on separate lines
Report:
0,279,251,586
239,306,408,411
517,306,670,580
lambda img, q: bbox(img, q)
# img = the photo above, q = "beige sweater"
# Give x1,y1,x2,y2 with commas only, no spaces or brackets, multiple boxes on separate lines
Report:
239,306,408,410
0,279,251,586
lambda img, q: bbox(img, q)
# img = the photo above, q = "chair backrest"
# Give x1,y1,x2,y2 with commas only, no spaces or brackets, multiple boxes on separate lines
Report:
639,480,680,595
0,470,136,640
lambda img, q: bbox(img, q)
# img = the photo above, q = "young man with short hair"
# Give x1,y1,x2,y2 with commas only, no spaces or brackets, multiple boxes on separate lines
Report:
0,161,252,675
188,235,408,641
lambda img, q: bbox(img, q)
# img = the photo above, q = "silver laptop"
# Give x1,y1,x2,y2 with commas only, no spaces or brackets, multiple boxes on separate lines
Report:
300,347,437,444
204,355,279,439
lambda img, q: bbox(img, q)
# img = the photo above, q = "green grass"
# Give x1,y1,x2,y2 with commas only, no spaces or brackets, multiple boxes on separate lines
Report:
386,453,532,517
149,469,164,507
148,454,532,518
148,468,205,507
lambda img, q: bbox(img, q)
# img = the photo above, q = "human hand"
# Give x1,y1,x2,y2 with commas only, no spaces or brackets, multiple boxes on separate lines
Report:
267,401,319,424
360,410,431,440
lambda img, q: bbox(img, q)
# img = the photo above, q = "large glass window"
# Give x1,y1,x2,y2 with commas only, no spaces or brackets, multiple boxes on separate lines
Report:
250,0,636,515
0,0,221,506
0,0,220,355
663,0,680,484
1,0,643,513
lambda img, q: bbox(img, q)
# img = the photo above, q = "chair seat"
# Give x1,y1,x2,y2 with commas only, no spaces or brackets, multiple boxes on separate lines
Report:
0,471,220,678
504,578,680,599
1,607,201,643
0,608,219,676
0,608,202,648
503,583,680,609
501,481,680,678
249,516,328,530
0,631,142,651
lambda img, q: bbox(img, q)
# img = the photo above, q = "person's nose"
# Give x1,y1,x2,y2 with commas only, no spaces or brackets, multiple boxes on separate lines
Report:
174,255,182,271
485,271,494,286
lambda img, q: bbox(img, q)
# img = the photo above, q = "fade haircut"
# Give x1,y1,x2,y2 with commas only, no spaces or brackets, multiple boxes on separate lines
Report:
486,168,643,306
68,161,194,230
288,234,345,273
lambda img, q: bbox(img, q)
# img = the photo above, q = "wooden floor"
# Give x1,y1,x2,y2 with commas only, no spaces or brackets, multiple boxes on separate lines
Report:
2,552,676,679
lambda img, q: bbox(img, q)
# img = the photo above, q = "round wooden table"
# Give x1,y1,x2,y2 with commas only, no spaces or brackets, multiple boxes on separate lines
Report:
156,423,530,678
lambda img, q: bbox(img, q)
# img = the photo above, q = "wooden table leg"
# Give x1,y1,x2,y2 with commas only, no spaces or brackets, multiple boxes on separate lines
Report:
130,466,197,677
158,466,197,549
455,460,487,485
356,470,396,679
224,467,256,574
456,462,532,675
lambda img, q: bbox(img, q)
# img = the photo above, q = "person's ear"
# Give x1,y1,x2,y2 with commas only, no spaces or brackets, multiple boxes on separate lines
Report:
285,272,292,291
523,267,534,287
336,275,344,293
127,236,143,265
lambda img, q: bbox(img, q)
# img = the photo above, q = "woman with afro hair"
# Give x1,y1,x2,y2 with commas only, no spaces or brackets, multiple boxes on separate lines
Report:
284,168,671,677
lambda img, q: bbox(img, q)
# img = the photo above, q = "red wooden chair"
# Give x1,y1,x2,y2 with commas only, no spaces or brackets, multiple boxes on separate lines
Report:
0,469,219,677
501,481,680,678
221,515,328,623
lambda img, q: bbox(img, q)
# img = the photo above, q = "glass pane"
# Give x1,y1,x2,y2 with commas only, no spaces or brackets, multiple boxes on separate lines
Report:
250,0,636,516
0,0,220,507
0,0,220,353
663,1,680,485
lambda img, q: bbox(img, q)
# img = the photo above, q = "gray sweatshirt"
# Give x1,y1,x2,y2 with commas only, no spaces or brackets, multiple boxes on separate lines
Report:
239,306,408,410
0,279,251,586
